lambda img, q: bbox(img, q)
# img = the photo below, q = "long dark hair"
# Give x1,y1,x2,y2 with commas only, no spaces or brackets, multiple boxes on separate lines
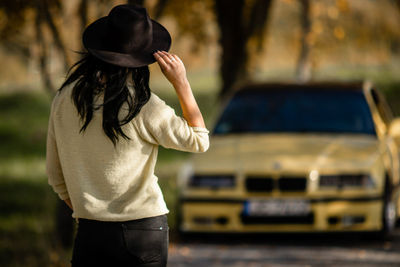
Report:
59,52,151,146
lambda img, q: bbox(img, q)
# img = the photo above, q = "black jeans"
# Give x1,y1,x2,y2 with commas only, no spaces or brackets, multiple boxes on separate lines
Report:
71,214,169,267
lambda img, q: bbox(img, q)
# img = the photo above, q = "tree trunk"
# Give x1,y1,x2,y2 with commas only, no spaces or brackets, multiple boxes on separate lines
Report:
247,0,273,52
40,0,71,72
214,0,273,99
35,8,55,95
296,0,312,82
214,0,248,99
78,0,88,34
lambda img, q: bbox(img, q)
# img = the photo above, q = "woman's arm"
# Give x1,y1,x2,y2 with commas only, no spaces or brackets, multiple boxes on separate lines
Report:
153,51,206,128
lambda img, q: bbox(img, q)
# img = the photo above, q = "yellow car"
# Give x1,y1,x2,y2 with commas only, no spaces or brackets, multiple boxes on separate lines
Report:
177,81,400,235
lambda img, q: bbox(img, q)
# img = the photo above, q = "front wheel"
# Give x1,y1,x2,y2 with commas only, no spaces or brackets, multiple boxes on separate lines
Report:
383,197,397,234
381,177,398,238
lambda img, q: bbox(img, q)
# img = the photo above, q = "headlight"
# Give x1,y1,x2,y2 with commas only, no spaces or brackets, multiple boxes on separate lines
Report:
319,174,375,189
189,174,235,189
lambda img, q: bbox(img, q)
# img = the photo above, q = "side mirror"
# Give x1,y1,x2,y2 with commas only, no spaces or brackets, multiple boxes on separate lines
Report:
389,118,400,140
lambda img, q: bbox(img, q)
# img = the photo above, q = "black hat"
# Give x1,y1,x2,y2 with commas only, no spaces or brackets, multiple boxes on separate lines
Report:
82,4,171,68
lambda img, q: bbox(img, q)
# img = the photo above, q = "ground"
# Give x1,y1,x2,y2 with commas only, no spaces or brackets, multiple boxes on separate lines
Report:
168,230,400,266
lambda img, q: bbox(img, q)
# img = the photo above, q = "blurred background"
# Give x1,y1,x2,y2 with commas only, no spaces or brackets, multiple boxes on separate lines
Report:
1,0,400,266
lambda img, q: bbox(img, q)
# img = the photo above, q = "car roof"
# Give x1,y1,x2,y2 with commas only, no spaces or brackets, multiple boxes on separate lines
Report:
235,81,367,94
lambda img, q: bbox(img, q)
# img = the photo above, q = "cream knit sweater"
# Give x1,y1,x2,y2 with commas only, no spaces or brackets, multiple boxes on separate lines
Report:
46,84,209,221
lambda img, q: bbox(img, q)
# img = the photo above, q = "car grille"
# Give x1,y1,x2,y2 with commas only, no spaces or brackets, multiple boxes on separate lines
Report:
241,213,314,224
245,176,307,192
245,177,274,192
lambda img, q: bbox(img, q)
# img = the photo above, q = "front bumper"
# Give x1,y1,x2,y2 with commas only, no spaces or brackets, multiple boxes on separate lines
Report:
179,196,383,232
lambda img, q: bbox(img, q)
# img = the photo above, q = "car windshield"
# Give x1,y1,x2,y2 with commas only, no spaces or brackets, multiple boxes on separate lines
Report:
213,89,376,135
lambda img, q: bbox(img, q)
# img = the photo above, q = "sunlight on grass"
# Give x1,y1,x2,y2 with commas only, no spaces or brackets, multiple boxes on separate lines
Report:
0,157,46,180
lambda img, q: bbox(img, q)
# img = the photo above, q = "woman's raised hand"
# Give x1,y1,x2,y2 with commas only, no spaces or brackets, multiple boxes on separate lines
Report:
153,51,188,89
153,50,206,128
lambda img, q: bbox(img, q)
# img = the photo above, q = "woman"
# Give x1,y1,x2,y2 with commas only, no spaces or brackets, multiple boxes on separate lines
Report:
46,4,209,266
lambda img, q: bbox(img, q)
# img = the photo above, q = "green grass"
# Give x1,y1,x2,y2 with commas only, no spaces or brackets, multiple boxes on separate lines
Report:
0,178,62,266
0,90,68,266
0,92,51,179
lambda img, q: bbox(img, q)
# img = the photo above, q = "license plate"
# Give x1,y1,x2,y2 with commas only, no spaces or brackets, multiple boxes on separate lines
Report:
243,199,311,216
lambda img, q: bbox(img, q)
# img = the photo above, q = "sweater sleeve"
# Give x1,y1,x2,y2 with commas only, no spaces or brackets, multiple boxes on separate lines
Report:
132,93,210,153
46,100,70,200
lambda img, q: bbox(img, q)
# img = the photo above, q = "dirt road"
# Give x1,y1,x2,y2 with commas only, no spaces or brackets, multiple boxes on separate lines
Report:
168,230,400,267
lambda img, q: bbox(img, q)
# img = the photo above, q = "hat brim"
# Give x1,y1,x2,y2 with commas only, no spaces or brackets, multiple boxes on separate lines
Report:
83,17,171,68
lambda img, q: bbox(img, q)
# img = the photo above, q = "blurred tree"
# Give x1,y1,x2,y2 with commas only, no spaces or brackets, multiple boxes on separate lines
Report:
35,0,70,94
2,0,400,97
37,0,71,69
0,0,274,98
296,0,312,82
0,0,167,93
214,0,273,98
153,0,273,98
153,0,169,19
35,3,55,94
160,0,212,51
0,0,69,93
78,0,88,35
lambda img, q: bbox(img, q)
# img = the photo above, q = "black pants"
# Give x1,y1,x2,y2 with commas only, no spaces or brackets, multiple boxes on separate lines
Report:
71,214,169,267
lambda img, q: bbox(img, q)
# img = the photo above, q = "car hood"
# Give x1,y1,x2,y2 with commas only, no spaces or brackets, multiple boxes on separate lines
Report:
191,133,383,173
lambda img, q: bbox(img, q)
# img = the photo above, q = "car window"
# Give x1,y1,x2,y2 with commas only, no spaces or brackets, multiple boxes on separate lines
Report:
214,89,376,135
